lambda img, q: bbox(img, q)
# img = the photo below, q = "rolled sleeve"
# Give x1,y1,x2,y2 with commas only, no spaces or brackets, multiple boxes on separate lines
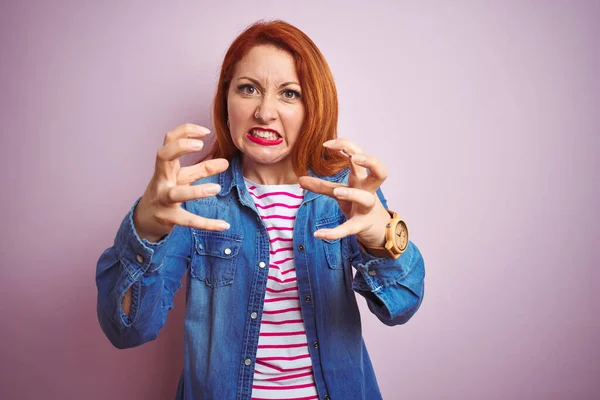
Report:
114,198,173,278
352,240,425,325
96,199,188,349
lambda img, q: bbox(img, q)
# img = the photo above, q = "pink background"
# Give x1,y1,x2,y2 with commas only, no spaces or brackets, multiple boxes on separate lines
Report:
1,1,598,399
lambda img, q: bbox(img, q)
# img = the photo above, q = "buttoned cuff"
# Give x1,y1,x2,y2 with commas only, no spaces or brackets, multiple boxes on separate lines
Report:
352,242,421,312
114,198,172,278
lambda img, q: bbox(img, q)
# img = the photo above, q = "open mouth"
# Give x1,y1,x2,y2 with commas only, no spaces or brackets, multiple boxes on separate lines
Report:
246,128,283,146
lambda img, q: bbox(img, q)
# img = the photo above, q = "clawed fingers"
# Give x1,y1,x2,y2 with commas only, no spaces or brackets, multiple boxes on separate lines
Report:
162,183,222,204
158,137,205,164
156,124,213,178
156,206,230,231
298,176,346,197
314,218,363,241
349,154,388,192
323,138,364,156
163,123,211,145
324,138,368,181
332,186,376,208
177,158,229,185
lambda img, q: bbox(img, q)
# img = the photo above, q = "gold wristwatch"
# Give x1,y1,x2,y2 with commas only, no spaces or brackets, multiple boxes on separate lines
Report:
358,209,409,259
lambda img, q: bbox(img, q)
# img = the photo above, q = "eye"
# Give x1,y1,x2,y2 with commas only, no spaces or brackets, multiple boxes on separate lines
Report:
282,89,301,100
238,84,258,96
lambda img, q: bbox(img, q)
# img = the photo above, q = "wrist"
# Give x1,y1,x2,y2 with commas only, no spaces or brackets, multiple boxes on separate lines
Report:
357,208,408,260
132,205,171,243
355,207,389,248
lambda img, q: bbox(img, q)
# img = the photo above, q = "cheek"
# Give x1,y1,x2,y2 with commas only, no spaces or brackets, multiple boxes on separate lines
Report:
227,97,253,125
282,107,305,137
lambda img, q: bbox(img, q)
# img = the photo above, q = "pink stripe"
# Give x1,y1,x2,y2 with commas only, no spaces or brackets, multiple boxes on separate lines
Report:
252,396,318,400
268,276,296,284
270,237,293,243
250,190,304,200
281,268,296,276
259,354,311,361
255,360,312,373
248,186,256,190
265,371,314,382
264,296,298,303
260,319,304,325
266,286,298,293
252,382,315,390
269,264,280,270
258,341,307,348
274,257,294,265
267,226,294,231
270,247,294,255
256,203,301,210
261,214,296,220
260,331,307,337
262,307,301,315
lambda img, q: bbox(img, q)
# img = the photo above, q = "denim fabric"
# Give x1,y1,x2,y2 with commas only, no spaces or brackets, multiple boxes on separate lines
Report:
96,155,425,400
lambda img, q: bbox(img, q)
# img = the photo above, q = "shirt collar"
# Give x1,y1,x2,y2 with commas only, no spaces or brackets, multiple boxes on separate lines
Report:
218,153,349,197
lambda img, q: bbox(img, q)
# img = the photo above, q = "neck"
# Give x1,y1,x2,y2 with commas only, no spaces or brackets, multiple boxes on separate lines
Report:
241,156,298,185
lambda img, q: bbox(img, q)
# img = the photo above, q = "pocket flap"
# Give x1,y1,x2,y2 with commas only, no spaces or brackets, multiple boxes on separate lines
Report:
192,231,242,259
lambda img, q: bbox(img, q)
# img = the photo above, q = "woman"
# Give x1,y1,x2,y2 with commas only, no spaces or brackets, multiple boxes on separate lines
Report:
96,20,425,400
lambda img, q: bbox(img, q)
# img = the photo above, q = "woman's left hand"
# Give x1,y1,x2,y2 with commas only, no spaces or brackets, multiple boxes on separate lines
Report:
298,138,391,248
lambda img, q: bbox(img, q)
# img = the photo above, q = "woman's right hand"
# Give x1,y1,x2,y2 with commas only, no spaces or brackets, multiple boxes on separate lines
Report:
132,123,230,242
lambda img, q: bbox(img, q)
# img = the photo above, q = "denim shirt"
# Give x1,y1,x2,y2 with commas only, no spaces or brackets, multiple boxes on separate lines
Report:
96,156,425,400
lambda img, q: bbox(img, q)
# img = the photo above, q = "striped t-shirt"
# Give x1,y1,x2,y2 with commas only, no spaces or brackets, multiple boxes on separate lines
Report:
244,178,318,400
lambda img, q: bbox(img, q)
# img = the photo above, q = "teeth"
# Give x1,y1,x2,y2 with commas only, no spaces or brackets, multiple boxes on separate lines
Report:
251,129,279,140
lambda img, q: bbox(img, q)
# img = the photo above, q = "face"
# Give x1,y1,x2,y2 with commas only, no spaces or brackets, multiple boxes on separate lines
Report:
227,44,305,174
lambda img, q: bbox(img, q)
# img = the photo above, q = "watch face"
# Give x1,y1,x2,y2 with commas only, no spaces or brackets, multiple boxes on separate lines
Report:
395,221,409,250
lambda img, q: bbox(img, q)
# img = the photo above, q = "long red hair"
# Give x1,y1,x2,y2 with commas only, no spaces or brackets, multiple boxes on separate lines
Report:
209,20,348,177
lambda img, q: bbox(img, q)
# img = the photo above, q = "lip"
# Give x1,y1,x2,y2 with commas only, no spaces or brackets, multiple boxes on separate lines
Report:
246,127,283,146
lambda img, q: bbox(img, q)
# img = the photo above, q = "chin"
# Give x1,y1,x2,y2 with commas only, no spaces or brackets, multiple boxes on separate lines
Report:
242,147,291,167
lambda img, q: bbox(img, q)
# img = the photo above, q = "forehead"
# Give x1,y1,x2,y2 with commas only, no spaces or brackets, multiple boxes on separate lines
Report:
232,44,299,83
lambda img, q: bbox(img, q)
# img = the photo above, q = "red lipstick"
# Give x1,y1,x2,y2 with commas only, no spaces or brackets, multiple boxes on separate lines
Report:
246,127,283,146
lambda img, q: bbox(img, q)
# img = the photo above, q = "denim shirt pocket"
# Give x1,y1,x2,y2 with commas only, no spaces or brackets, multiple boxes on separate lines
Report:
190,230,243,287
315,213,348,270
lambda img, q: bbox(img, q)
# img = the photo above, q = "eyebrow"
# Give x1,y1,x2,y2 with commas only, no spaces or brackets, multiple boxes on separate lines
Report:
238,76,300,89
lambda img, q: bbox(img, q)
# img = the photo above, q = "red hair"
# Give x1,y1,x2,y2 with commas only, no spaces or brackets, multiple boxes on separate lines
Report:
209,20,348,177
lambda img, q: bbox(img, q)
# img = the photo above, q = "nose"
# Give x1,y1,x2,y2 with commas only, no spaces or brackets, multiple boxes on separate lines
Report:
254,96,277,123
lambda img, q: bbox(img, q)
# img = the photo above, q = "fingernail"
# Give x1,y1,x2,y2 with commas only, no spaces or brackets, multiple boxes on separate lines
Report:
334,188,348,198
314,231,324,239
207,184,221,194
200,126,211,134
191,139,204,149
220,222,230,230
352,154,366,162
323,140,333,147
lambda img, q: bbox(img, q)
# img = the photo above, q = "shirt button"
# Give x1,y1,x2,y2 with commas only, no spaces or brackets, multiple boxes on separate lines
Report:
368,270,377,276
135,254,144,263
305,296,312,303
224,248,232,255
251,312,258,319
297,244,305,251
313,342,319,348
324,396,330,400
244,358,252,366
258,261,266,269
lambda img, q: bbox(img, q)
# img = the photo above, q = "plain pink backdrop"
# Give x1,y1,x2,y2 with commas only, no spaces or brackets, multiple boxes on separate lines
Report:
1,1,598,399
